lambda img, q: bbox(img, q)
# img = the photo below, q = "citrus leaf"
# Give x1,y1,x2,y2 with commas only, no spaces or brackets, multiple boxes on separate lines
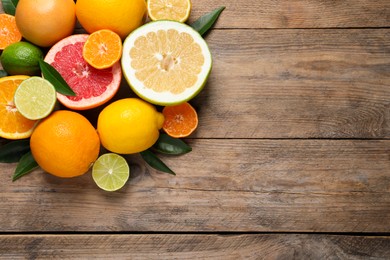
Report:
12,151,39,182
1,0,19,15
0,139,30,163
152,134,192,155
0,70,8,78
39,60,76,96
190,6,225,36
140,149,176,175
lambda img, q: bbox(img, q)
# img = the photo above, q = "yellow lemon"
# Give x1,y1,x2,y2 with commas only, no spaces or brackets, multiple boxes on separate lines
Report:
97,98,165,154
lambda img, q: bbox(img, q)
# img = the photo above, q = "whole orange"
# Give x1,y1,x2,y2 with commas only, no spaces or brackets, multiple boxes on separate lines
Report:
15,0,76,47
30,110,100,178
76,0,147,39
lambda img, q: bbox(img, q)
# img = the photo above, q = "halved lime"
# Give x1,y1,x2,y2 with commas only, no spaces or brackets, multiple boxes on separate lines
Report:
13,76,57,120
122,21,212,106
92,153,130,191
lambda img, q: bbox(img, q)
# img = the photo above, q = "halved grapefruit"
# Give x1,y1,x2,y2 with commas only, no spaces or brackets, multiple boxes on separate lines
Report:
44,34,122,110
122,21,212,106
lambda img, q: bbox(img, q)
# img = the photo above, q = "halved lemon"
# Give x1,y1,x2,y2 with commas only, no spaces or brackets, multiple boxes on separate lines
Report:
121,21,212,106
147,0,191,23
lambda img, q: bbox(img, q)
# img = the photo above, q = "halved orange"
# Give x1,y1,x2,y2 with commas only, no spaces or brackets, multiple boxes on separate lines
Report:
0,76,38,139
83,29,123,69
162,102,198,138
0,13,22,50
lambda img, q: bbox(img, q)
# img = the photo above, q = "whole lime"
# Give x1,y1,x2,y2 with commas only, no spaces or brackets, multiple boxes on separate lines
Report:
0,42,43,76
97,98,165,154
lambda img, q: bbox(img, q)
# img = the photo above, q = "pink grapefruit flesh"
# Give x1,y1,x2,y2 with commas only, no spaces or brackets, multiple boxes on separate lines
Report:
44,34,122,110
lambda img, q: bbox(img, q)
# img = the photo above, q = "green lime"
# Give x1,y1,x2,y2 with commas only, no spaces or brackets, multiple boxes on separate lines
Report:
14,77,57,120
0,42,43,76
92,153,130,192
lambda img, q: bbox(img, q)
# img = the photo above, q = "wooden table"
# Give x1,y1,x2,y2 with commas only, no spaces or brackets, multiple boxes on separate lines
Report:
1,1,390,258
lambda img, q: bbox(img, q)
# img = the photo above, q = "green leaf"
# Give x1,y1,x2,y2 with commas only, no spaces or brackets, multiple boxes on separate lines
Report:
152,134,192,155
0,70,8,78
0,139,30,163
39,60,76,96
190,6,225,36
2,0,19,15
12,151,39,181
140,149,176,175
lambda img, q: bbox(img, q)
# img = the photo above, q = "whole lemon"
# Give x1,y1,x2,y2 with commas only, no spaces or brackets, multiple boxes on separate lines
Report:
15,0,76,47
76,0,147,39
97,98,165,154
30,110,100,178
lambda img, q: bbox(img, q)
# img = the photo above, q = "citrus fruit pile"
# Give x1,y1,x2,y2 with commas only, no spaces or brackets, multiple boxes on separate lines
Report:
0,0,224,191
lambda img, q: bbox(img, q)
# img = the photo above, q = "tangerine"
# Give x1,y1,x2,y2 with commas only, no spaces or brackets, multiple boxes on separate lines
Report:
0,14,22,50
15,0,76,47
30,110,100,178
83,29,122,69
162,102,198,138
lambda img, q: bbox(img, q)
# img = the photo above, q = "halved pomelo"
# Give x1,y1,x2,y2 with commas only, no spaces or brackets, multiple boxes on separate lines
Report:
121,21,212,106
44,34,122,110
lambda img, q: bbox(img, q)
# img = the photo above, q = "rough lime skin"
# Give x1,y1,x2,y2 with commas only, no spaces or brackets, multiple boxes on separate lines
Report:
0,42,43,76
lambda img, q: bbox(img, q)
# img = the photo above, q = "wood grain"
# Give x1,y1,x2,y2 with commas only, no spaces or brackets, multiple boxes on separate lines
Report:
191,29,390,138
1,140,389,232
1,234,389,259
188,0,390,29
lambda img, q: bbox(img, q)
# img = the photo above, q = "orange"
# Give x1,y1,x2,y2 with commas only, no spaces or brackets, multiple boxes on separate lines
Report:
76,0,147,39
15,0,76,47
0,75,37,140
0,14,22,50
30,110,100,178
83,29,123,69
162,102,198,138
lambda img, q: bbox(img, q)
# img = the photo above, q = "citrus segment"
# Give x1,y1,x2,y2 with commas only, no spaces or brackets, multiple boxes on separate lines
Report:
15,0,76,47
92,153,130,192
0,14,22,50
76,0,147,39
44,34,121,110
122,21,212,105
147,0,191,22
97,98,165,154
30,110,100,178
0,76,38,139
13,77,57,120
162,102,198,138
83,29,123,69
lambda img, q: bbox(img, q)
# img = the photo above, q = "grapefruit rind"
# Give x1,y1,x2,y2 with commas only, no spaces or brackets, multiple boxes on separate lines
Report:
121,20,212,106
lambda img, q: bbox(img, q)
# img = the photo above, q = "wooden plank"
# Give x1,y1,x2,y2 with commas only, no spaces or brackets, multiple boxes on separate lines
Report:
1,140,389,232
191,29,390,138
0,234,389,259
188,0,390,29
2,1,389,30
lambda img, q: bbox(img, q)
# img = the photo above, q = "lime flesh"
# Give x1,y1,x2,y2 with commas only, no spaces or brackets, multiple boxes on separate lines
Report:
14,77,57,120
92,153,130,192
